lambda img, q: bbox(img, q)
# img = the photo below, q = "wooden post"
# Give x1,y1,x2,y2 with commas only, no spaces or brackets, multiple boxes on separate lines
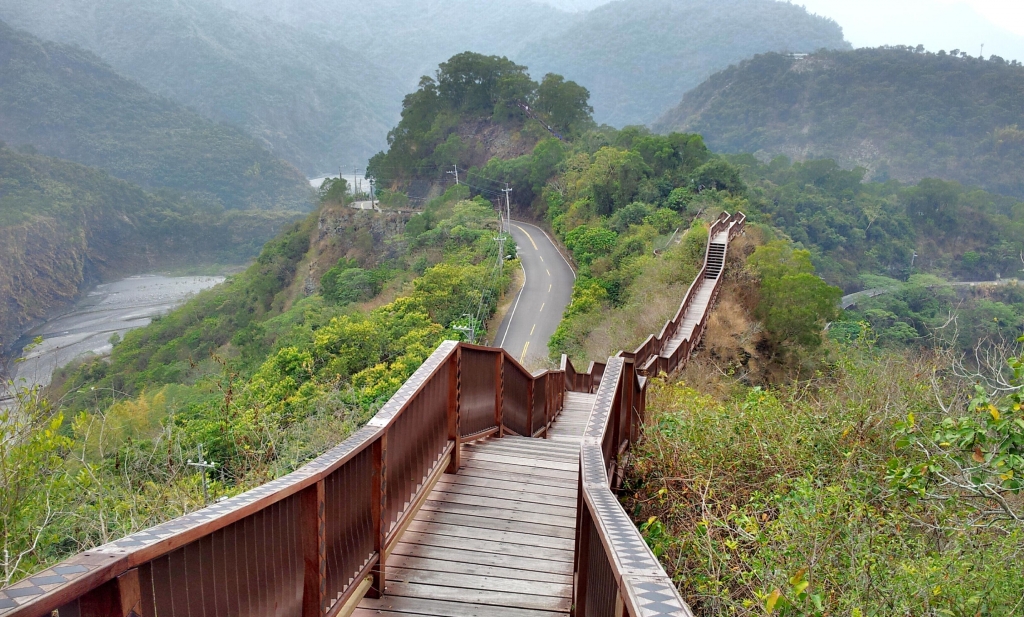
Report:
79,568,142,617
300,480,326,617
495,352,504,437
573,496,591,617
526,376,535,436
446,348,461,474
544,375,551,438
370,433,388,598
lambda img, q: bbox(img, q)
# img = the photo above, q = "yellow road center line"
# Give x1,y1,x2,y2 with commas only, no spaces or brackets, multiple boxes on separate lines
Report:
520,341,530,363
530,324,536,336
546,269,551,277
514,224,539,250
540,303,545,312
539,255,544,262
548,284,552,292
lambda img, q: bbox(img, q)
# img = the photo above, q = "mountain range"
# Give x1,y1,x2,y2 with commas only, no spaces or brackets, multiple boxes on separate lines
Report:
0,0,850,175
0,20,311,210
655,48,1024,199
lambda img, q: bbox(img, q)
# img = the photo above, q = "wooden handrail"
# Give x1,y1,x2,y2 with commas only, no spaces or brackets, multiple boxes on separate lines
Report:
569,211,745,617
0,341,567,617
573,357,695,617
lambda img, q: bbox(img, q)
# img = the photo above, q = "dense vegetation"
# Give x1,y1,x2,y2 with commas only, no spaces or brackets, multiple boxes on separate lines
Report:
0,184,513,583
626,340,1024,615
0,20,311,210
0,145,298,350
656,48,1024,199
836,277,1024,352
729,156,1024,290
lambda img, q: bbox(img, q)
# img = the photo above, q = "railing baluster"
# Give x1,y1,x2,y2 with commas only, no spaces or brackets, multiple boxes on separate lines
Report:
495,351,504,436
370,434,387,598
78,569,142,617
447,348,461,473
300,481,326,617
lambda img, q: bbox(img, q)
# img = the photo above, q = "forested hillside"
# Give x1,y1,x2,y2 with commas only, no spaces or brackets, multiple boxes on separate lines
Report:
0,21,311,210
0,146,298,351
656,48,1024,198
520,0,851,126
0,0,403,175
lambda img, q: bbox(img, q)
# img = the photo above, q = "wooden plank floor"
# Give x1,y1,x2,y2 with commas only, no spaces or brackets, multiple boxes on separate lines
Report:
355,392,596,617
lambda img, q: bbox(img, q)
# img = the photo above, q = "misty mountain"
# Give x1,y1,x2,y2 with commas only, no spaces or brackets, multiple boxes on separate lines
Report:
519,0,851,127
0,0,405,176
0,0,849,173
654,48,1024,199
0,20,311,210
221,0,851,134
214,0,573,104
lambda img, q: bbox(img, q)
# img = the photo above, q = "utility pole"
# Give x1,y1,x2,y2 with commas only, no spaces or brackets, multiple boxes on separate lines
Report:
495,233,506,275
453,313,477,344
353,169,362,199
187,444,216,504
502,184,512,234
369,177,376,210
446,164,460,185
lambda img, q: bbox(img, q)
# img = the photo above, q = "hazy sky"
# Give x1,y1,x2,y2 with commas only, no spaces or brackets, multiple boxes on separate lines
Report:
786,1,1024,61
548,0,1024,61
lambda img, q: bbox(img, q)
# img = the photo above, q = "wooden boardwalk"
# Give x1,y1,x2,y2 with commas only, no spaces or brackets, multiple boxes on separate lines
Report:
355,391,596,617
662,230,728,359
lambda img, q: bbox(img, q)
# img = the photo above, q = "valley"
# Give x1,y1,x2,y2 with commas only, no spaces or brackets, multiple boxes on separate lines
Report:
5,274,225,392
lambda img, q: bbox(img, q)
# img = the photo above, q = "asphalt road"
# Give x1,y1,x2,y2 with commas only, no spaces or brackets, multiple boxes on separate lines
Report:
495,221,575,370
841,278,1022,309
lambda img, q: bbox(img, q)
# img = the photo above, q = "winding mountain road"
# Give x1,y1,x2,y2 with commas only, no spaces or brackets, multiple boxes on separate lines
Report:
494,221,575,370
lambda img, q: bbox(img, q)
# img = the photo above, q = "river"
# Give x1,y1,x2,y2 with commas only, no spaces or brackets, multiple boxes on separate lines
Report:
4,275,224,393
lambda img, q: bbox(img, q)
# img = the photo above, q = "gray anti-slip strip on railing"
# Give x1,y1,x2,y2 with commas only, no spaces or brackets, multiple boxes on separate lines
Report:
580,358,695,617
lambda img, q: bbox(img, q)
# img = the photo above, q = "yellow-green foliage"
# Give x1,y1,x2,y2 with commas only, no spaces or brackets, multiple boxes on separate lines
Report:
625,347,1024,615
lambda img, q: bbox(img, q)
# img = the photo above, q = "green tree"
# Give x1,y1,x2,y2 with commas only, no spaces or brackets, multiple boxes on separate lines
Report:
1,386,72,585
748,241,841,349
534,74,594,136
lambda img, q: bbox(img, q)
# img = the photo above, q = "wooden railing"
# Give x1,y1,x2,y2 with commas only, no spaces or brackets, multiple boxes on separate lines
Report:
568,211,745,617
0,342,565,617
624,211,746,376
572,356,698,617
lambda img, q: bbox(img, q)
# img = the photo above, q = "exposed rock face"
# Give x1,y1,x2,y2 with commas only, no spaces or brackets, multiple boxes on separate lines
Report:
307,204,411,291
